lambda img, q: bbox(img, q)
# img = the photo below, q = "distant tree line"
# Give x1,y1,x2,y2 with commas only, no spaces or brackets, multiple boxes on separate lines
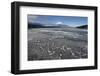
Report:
76,25,88,29
28,23,88,29
28,23,61,29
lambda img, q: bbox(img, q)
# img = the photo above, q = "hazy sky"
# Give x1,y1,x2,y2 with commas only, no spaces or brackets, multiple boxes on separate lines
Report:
28,15,88,27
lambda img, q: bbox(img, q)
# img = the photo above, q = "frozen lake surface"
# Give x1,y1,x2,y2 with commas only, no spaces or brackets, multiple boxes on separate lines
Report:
28,27,88,61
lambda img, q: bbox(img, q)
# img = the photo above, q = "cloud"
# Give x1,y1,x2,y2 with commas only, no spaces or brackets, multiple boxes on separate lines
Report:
28,15,38,23
56,22,63,25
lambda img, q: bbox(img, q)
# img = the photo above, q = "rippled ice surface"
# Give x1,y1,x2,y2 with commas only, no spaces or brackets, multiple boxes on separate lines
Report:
28,27,88,61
